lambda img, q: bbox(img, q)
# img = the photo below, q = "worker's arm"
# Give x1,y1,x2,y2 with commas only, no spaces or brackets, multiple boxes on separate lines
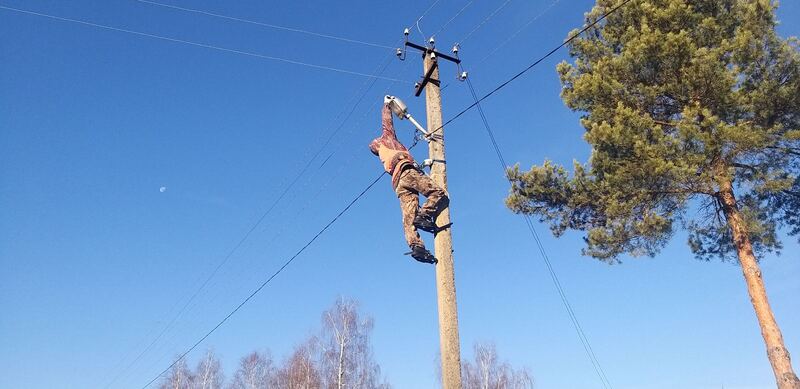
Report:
381,104,397,139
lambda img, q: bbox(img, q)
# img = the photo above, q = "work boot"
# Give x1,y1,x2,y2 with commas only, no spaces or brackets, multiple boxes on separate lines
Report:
413,214,438,233
409,244,437,264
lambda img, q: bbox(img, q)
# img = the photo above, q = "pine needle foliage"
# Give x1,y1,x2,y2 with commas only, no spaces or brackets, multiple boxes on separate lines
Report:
507,0,800,263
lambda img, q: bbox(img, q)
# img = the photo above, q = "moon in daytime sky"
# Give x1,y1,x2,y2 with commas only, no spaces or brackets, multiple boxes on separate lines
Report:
159,186,167,193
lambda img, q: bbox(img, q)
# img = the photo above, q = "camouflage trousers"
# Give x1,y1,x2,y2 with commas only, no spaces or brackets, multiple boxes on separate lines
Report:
395,167,449,248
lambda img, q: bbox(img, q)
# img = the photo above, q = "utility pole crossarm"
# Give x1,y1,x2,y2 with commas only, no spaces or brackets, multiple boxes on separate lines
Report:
404,41,462,64
403,39,463,97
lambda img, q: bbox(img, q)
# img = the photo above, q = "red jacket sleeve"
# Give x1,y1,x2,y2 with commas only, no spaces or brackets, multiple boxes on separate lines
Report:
381,104,396,139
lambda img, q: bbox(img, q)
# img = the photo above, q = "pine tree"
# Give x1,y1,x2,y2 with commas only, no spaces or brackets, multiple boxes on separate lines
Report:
505,1,799,387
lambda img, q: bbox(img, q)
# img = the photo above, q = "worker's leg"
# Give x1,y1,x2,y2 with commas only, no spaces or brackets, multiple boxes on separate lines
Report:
398,192,424,248
408,169,449,219
397,169,437,264
395,171,424,249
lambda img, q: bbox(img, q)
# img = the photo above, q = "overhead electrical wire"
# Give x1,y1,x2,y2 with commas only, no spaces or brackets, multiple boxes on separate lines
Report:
0,5,409,83
465,77,613,389
102,44,404,389
477,0,564,65
413,0,443,29
431,0,476,39
126,8,433,389
415,4,633,382
428,0,634,139
139,89,412,387
136,0,633,386
133,0,395,50
412,0,443,40
124,22,408,374
116,0,441,385
1,0,630,385
134,60,412,385
435,0,563,93
457,0,514,45
521,217,614,388
143,69,419,389
415,0,443,25
424,2,632,385
0,9,411,380
180,83,416,361
140,171,387,389
78,0,630,385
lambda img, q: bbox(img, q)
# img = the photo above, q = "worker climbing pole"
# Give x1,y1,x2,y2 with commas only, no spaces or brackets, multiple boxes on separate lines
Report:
369,96,448,264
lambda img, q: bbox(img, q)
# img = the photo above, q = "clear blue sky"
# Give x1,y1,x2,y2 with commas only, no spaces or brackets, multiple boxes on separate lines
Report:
1,1,798,388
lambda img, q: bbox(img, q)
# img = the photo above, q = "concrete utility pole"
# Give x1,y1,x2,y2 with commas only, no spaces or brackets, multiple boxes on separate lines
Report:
423,53,462,389
399,35,465,389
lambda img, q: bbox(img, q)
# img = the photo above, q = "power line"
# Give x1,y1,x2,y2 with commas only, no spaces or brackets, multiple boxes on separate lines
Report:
477,0,564,65
412,0,443,40
522,215,613,388
127,0,630,383
429,0,634,138
457,0,514,45
431,0,476,38
134,0,395,50
102,42,404,389
140,172,387,389
108,0,627,384
404,2,630,375
411,3,633,382
127,1,440,384
415,0,442,24
434,0,564,97
465,78,508,170
134,57,416,389
465,77,613,389
0,5,409,83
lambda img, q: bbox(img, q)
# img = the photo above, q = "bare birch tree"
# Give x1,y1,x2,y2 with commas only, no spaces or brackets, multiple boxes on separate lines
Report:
319,298,389,389
461,343,533,389
194,349,224,389
273,337,323,389
159,357,194,389
156,297,394,389
228,351,274,389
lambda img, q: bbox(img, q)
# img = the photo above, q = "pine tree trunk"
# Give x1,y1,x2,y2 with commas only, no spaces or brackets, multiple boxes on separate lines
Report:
718,182,800,389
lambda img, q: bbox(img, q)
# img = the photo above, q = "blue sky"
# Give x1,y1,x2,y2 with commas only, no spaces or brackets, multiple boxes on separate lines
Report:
1,1,798,388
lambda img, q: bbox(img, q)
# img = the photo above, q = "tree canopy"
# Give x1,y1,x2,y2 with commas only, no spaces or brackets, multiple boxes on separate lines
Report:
507,0,800,262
